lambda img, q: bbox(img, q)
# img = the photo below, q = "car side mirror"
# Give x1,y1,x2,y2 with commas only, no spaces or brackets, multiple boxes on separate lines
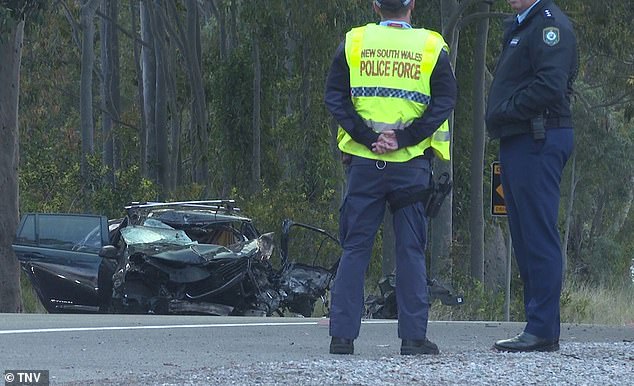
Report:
99,245,118,259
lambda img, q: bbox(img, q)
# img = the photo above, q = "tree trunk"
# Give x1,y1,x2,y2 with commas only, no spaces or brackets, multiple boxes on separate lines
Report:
299,43,311,177
431,0,460,282
130,1,147,176
608,174,634,236
100,0,120,187
187,0,209,187
281,4,296,181
484,221,508,291
140,0,156,181
152,4,169,198
80,0,102,205
227,0,238,55
469,1,490,283
166,37,181,191
251,32,262,193
329,119,345,212
0,19,24,312
160,0,209,188
209,0,227,60
562,153,577,283
110,0,121,173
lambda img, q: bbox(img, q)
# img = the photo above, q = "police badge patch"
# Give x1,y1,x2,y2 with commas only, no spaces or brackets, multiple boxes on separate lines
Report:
543,27,560,46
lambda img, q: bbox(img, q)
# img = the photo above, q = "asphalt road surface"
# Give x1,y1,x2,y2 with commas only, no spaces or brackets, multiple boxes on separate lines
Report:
0,313,632,385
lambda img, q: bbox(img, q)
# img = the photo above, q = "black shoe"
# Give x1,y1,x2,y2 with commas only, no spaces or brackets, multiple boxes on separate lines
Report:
494,332,560,353
330,337,354,355
400,338,440,355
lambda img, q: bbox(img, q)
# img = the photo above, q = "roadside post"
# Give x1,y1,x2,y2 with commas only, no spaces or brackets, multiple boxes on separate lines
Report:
491,161,511,321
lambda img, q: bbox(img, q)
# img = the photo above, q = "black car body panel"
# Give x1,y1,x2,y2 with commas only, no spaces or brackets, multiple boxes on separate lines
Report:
13,213,109,313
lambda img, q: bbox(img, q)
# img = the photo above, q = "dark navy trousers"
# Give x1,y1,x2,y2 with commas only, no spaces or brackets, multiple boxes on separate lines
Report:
329,155,432,341
499,128,574,340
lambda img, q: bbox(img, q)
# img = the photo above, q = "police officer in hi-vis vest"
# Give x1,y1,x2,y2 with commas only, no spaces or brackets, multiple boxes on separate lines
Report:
486,0,577,353
324,0,456,355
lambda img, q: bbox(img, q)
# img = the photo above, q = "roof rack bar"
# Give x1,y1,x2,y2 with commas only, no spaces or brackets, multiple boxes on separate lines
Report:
160,203,241,212
125,199,237,210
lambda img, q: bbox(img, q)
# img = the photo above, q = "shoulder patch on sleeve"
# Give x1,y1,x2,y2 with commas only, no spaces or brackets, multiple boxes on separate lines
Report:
543,27,560,46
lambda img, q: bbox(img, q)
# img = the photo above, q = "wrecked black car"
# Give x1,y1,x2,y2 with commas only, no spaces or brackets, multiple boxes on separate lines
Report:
364,275,464,319
13,200,337,317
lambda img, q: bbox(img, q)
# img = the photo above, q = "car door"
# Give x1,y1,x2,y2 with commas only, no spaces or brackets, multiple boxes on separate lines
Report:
13,213,109,313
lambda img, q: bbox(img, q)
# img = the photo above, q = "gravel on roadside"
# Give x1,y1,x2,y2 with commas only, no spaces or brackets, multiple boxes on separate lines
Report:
73,341,633,386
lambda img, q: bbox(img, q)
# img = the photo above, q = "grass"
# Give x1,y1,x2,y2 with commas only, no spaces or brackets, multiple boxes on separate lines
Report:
428,279,634,326
20,271,46,313
560,279,634,325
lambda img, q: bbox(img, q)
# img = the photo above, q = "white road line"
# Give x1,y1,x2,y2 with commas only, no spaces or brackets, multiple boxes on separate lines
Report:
0,319,398,335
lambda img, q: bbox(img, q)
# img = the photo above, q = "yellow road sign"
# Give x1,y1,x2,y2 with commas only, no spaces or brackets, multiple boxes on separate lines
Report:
491,161,507,216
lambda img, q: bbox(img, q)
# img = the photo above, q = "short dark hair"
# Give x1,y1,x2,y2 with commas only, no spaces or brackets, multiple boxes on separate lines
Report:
374,0,411,18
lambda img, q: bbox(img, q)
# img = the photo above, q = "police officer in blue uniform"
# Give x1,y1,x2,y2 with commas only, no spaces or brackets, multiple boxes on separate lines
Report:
324,0,456,355
486,0,578,352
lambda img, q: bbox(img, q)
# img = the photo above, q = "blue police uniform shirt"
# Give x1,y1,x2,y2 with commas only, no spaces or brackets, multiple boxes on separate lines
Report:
485,0,577,139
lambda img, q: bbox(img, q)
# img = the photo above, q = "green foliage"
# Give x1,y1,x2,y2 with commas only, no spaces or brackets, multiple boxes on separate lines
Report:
430,275,524,322
20,148,157,218
84,156,158,219
0,6,17,39
587,237,630,284
169,183,208,202
560,285,590,322
238,181,339,236
207,48,256,193
19,125,81,213
0,0,47,42
563,83,634,284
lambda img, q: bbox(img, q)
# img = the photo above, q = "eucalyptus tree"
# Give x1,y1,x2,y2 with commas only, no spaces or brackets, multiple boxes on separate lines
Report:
79,0,101,202
251,28,262,193
468,0,491,283
429,0,460,283
99,0,120,187
139,0,156,180
162,0,209,189
0,0,44,312
152,2,169,198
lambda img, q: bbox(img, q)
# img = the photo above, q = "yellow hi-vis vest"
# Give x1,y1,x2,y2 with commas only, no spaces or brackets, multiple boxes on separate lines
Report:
337,23,451,162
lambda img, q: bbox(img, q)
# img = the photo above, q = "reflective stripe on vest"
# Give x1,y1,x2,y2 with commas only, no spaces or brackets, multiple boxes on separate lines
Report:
337,23,451,161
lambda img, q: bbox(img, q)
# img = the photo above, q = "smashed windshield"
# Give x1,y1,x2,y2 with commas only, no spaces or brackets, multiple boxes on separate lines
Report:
121,223,195,246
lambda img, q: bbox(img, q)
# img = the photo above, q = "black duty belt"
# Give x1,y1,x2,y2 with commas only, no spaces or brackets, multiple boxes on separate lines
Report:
544,116,572,128
349,155,431,169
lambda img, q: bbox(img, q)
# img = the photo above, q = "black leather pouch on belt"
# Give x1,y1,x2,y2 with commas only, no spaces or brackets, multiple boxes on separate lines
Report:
425,172,452,218
386,172,452,218
531,115,546,141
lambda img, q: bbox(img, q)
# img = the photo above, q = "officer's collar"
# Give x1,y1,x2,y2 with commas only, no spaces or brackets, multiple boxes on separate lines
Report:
379,20,412,29
517,0,541,24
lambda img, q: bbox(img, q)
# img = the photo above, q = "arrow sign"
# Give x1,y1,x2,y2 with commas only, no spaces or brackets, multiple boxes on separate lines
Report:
491,161,507,216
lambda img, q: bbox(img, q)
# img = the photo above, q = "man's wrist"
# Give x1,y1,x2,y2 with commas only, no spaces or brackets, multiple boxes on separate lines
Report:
359,131,380,149
395,129,415,148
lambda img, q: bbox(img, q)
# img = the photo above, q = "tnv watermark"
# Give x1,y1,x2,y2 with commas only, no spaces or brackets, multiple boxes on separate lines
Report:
4,370,49,386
